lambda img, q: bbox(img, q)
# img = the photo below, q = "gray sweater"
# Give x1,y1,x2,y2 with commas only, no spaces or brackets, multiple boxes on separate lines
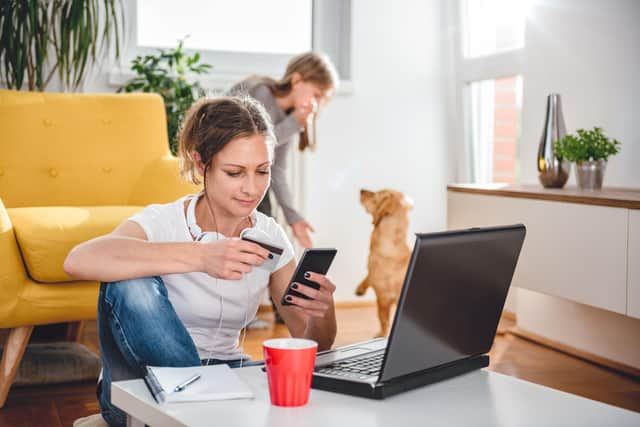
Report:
229,78,304,225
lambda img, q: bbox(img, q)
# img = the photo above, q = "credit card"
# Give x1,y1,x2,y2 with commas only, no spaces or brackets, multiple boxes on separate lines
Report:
240,235,283,272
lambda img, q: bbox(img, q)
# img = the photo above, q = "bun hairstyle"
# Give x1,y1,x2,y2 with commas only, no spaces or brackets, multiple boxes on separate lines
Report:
178,96,275,185
258,51,339,151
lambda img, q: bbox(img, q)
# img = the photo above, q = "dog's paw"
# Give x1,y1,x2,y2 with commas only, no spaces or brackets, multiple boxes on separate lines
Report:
355,280,368,296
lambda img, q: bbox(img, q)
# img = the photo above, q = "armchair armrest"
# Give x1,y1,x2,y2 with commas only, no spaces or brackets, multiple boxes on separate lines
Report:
129,155,202,206
0,197,27,321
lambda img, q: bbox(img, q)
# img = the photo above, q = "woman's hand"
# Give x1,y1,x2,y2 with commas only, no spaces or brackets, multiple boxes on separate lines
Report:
269,261,337,350
284,272,336,318
291,220,315,248
199,238,271,280
292,98,318,126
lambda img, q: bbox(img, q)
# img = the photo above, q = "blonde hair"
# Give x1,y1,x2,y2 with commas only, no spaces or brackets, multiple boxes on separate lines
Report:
178,96,275,185
258,52,339,151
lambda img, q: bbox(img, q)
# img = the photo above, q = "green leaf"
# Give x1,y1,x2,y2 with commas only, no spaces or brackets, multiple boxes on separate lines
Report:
0,0,125,91
555,127,621,162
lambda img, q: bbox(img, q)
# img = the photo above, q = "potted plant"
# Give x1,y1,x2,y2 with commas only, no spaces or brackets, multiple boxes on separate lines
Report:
0,0,124,91
554,127,621,190
118,39,212,154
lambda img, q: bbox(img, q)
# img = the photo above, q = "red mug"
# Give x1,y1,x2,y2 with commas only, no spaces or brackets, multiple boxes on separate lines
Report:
263,338,318,407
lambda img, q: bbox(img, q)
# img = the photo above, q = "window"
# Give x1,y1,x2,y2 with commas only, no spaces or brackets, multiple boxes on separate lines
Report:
122,0,351,87
137,0,312,55
454,0,530,183
463,0,528,58
468,75,522,184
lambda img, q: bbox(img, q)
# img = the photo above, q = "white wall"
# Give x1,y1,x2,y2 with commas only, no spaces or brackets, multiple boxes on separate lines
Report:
520,0,640,188
304,0,452,301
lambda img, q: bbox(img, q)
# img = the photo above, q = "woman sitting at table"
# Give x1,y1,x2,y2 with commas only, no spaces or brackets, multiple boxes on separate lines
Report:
64,96,337,427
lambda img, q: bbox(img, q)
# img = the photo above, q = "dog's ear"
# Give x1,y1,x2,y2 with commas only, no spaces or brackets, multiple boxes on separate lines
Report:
372,193,396,226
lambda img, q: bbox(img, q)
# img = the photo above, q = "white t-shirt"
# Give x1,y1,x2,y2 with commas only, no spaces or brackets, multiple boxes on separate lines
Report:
128,195,294,360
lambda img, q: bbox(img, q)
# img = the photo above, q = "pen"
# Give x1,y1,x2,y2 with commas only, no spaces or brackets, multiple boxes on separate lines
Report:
173,374,201,393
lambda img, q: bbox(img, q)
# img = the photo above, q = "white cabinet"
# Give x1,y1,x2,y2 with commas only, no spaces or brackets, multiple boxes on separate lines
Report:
628,210,640,319
447,191,629,315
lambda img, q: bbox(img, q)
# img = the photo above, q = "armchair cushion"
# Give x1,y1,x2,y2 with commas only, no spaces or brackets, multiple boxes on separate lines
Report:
9,206,142,283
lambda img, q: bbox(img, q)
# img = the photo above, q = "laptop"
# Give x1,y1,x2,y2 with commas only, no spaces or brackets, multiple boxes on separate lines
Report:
312,224,526,399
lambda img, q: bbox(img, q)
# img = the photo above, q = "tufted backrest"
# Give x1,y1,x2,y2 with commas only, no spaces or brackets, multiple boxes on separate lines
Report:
0,90,172,208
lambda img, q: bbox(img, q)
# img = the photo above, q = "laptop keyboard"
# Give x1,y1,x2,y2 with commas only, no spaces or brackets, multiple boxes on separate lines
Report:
315,350,385,380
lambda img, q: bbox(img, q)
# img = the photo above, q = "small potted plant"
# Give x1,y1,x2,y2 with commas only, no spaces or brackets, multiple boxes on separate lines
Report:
118,38,212,155
554,127,621,190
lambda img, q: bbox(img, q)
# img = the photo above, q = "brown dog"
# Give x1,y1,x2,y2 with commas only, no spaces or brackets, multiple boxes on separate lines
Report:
356,189,413,337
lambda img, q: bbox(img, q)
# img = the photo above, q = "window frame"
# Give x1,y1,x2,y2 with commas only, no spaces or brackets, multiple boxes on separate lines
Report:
450,0,526,183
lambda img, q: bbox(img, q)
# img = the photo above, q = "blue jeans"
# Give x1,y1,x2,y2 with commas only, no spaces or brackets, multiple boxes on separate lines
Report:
97,276,261,427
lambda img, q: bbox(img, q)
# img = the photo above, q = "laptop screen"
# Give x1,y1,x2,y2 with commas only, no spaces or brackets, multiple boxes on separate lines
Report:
379,224,525,382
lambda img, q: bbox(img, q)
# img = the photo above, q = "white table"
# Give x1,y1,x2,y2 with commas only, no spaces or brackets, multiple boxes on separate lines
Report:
112,367,640,427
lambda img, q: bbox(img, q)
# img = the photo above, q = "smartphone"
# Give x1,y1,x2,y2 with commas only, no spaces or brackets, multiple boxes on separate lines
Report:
281,248,337,306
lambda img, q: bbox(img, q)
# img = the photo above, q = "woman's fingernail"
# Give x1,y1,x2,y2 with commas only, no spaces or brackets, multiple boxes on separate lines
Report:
304,272,311,279
292,283,298,289
286,295,293,301
268,253,274,259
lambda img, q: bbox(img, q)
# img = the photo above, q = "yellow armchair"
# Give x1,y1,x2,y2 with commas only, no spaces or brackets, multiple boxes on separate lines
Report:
0,89,200,406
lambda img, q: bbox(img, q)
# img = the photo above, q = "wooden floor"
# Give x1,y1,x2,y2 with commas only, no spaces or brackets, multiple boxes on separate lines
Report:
1,306,639,426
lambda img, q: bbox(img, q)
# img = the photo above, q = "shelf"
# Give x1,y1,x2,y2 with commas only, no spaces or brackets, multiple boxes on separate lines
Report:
447,184,640,210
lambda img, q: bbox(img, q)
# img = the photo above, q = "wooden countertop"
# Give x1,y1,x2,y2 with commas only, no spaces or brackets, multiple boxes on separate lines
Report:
447,183,640,209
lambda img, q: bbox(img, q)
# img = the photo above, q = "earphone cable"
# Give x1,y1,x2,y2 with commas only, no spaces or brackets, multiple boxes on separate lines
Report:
200,165,250,368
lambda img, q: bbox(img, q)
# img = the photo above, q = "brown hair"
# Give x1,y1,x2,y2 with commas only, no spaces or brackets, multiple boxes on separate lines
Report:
258,52,339,151
178,96,275,185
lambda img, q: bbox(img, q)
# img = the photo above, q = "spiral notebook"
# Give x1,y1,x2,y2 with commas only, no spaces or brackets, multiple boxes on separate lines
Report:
144,364,254,404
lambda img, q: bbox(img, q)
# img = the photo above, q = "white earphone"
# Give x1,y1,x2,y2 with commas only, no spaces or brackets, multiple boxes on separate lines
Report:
189,192,252,368
187,192,218,242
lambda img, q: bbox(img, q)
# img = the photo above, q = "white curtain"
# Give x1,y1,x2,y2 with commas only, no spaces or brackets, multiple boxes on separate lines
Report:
469,79,496,183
